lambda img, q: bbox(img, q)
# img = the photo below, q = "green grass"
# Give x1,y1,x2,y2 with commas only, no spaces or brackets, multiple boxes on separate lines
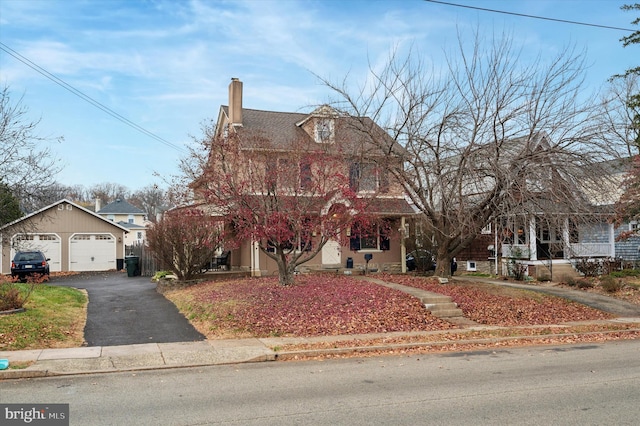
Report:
0,283,87,351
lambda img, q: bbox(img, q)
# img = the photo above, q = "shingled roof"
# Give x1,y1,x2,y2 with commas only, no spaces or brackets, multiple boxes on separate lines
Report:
97,199,145,215
221,105,405,157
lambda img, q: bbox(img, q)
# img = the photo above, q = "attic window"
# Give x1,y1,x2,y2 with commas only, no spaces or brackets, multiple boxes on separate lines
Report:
315,119,333,143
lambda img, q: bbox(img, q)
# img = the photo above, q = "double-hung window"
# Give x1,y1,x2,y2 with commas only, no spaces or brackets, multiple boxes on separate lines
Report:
349,223,390,251
350,162,378,192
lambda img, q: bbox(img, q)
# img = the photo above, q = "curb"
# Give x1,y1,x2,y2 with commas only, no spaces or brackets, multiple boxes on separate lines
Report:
273,327,640,360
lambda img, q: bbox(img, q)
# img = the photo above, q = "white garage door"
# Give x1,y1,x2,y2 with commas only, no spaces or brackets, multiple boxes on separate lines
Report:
69,234,116,271
11,234,62,272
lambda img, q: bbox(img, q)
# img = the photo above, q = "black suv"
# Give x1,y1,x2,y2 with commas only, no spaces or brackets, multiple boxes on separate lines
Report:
11,251,50,280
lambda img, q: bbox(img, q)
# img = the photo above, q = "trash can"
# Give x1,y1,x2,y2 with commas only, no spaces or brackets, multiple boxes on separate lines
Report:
346,257,353,269
125,256,140,277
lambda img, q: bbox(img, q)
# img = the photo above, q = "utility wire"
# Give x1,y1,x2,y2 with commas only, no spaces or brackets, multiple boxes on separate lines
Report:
0,41,187,153
424,0,636,32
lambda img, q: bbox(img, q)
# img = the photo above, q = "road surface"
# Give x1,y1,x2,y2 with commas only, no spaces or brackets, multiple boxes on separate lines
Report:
2,340,639,425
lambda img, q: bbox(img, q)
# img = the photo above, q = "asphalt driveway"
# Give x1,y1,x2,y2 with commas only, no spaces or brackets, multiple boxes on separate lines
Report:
53,272,205,347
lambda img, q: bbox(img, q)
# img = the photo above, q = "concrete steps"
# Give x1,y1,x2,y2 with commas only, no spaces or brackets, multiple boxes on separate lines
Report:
360,277,466,319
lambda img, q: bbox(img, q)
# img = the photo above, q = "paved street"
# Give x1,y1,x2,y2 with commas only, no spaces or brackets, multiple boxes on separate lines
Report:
52,272,205,346
2,340,639,425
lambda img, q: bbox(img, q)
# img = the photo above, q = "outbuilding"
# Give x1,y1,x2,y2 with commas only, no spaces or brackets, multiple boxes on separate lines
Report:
1,199,129,274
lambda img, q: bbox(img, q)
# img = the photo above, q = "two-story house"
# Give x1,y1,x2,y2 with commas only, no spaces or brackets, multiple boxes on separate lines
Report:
96,198,147,247
192,78,415,277
451,151,638,280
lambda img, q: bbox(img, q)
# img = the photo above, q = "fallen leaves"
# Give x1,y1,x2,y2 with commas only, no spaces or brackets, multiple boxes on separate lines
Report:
166,275,454,338
384,274,614,326
165,273,626,341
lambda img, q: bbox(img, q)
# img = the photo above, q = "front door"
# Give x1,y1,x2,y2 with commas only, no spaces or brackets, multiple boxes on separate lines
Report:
322,239,342,266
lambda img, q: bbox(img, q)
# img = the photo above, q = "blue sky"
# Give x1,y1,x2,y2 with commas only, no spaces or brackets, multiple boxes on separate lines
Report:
0,0,637,190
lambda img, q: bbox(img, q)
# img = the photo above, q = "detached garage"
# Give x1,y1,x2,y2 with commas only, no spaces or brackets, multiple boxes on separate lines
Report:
1,199,128,275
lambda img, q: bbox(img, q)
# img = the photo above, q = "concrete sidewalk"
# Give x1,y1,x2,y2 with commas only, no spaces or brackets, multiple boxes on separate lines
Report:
3,318,640,380
0,339,276,379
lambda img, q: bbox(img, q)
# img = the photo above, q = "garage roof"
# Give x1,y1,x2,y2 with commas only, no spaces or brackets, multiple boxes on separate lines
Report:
0,199,130,233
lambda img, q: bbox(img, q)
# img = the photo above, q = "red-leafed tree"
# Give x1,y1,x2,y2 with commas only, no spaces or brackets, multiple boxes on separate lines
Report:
178,123,375,286
146,208,222,280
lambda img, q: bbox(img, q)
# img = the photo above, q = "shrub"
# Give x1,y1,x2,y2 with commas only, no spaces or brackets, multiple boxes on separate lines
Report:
537,274,551,282
574,259,602,277
576,278,594,289
609,269,640,278
507,260,528,281
152,271,172,281
0,275,44,311
600,275,624,293
602,258,623,275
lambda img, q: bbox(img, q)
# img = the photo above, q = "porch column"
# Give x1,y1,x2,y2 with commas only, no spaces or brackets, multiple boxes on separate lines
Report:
400,216,407,273
609,223,616,257
529,217,537,261
562,218,570,259
251,240,261,277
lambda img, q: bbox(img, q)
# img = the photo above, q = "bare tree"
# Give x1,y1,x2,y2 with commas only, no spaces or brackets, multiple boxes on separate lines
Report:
0,86,62,215
89,182,130,206
600,74,640,157
323,30,612,277
129,184,169,222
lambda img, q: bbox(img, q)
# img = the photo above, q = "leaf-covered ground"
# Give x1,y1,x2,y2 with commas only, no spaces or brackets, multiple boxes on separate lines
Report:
165,273,614,339
385,274,613,326
165,275,454,338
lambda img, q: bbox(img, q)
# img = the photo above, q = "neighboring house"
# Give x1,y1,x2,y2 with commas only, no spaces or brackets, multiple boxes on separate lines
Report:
192,78,415,276
96,198,148,246
0,199,129,274
452,155,639,279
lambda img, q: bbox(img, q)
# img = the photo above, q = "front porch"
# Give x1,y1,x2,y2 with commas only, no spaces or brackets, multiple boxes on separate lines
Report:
497,216,616,281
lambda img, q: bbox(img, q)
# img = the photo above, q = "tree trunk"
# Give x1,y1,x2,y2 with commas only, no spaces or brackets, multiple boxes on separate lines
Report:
275,251,296,286
434,243,451,278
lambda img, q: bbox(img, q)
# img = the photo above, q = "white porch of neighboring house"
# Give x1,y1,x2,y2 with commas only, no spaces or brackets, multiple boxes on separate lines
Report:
498,216,615,279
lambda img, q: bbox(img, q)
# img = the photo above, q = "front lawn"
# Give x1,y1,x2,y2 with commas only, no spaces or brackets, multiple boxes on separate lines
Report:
164,275,455,339
0,283,87,350
163,274,613,339
386,275,614,326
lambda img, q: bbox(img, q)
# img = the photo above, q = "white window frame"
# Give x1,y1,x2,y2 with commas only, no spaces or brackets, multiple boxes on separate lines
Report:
315,119,333,143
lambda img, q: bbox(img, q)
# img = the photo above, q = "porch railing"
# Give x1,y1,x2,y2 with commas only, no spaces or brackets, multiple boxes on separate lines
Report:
501,245,530,258
501,243,612,259
566,243,612,258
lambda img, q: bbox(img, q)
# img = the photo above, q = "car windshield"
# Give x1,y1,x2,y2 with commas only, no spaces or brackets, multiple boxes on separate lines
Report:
15,253,43,262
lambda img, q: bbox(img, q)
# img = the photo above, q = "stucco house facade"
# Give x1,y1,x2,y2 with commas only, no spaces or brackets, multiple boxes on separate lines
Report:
191,78,416,277
1,199,129,274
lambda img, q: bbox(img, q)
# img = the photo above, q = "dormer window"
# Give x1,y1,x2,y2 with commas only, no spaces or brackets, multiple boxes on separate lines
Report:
315,119,333,143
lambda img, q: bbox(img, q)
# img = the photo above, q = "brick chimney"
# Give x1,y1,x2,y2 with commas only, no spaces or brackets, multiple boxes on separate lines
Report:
228,77,243,127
